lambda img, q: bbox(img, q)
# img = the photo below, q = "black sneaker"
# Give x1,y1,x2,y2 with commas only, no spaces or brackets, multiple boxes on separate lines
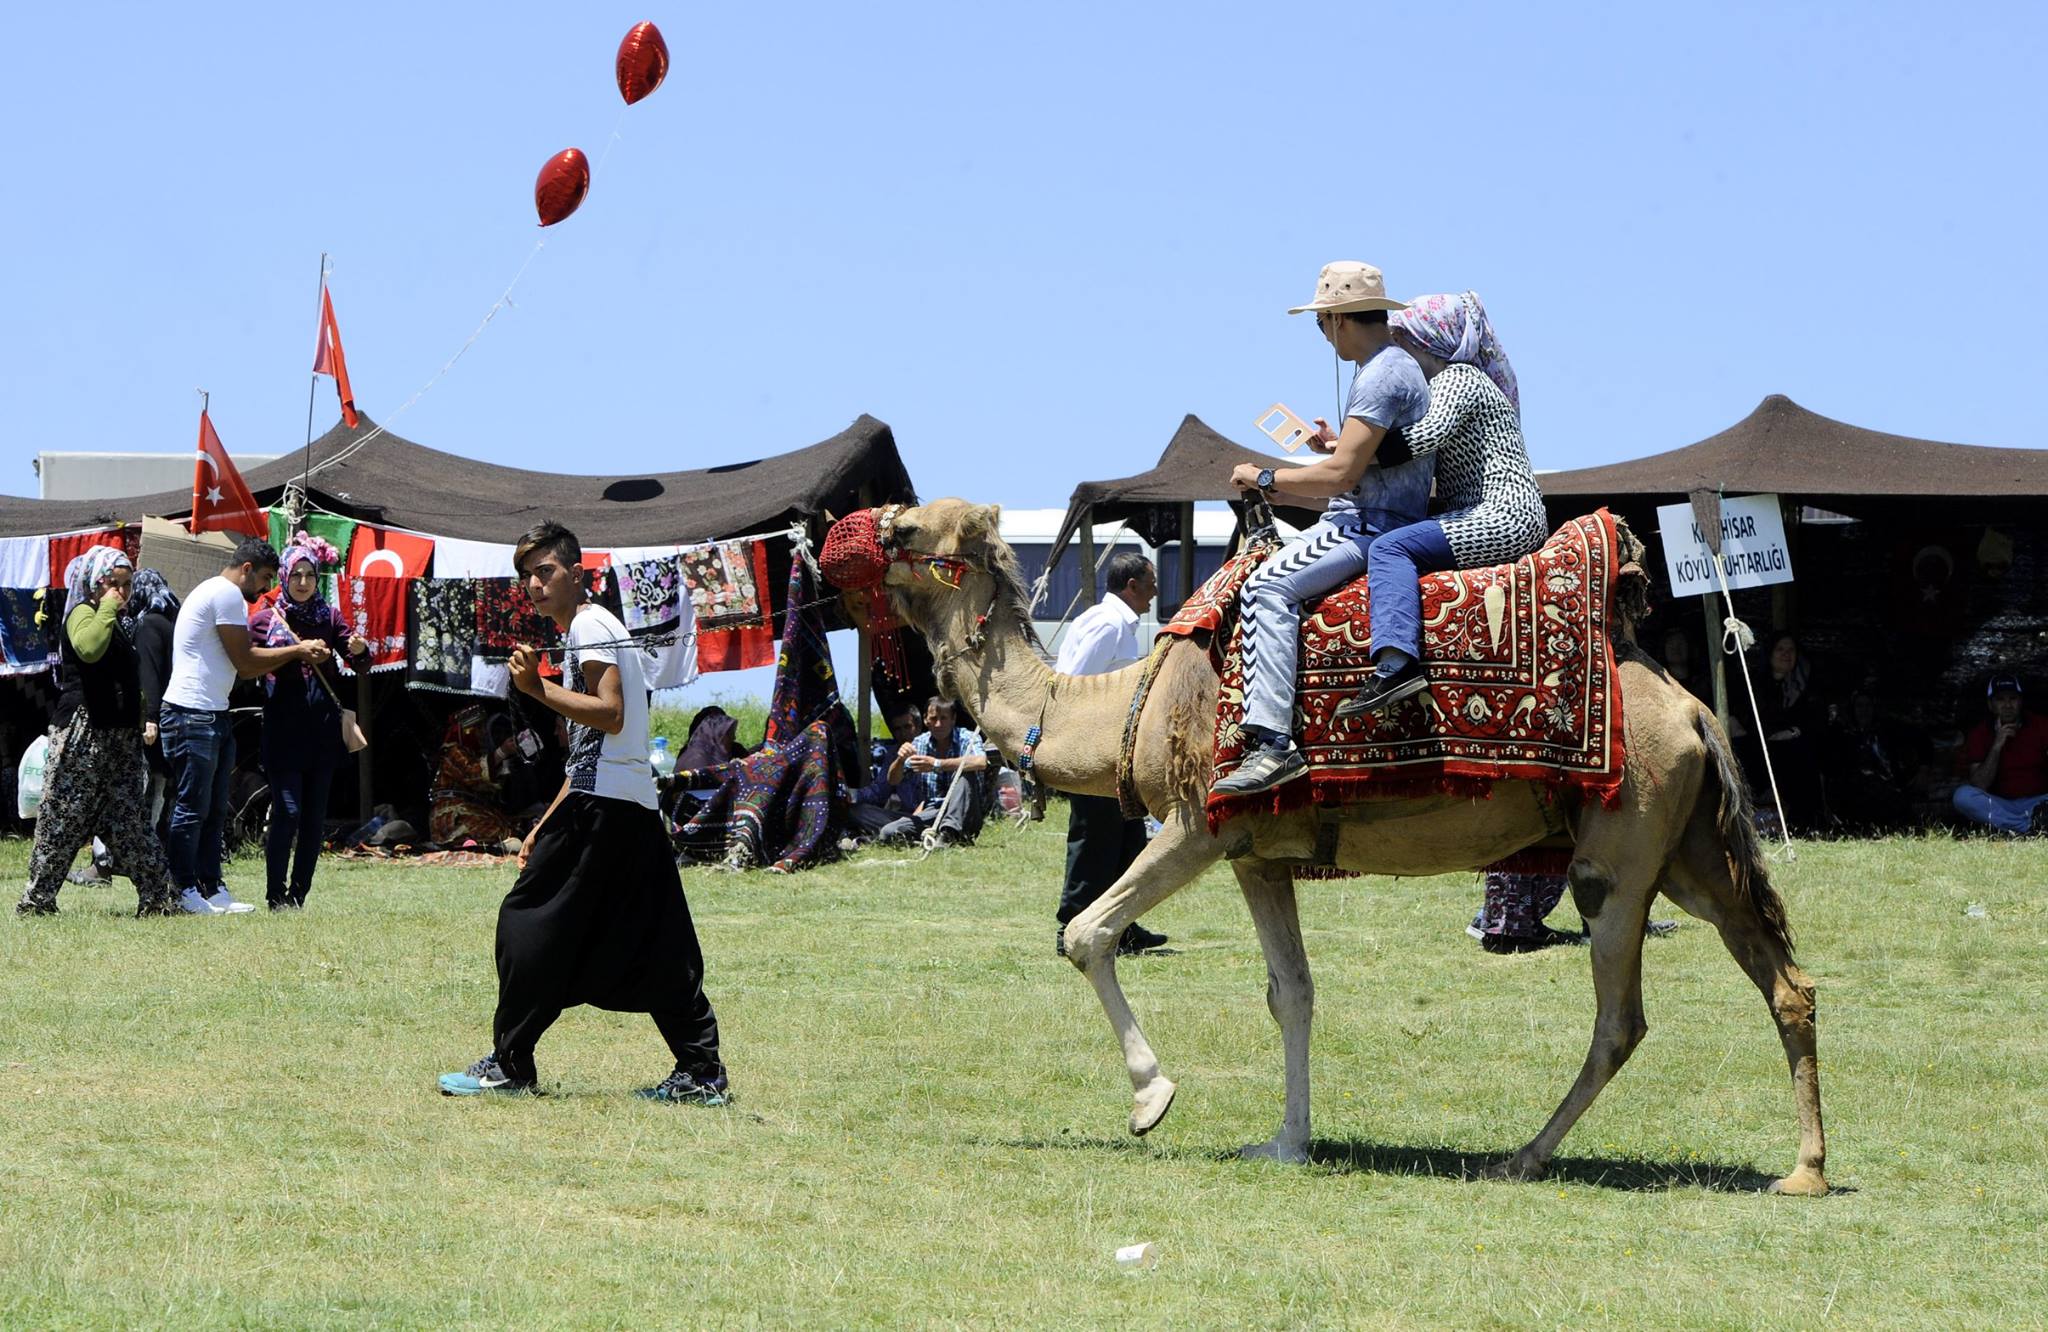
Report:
1480,925,1586,955
1333,662,1430,719
1055,925,1070,959
637,1064,731,1106
438,1052,538,1097
1118,924,1170,955
1210,741,1309,796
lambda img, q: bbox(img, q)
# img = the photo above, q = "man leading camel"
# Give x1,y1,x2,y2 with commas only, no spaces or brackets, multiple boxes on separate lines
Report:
1216,260,1433,796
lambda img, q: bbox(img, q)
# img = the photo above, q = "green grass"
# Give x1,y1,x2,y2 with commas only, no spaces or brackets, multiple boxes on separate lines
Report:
3,823,2045,1328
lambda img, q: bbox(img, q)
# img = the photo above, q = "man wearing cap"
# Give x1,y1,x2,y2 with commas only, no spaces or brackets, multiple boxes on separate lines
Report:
1952,674,2048,835
1215,261,1434,795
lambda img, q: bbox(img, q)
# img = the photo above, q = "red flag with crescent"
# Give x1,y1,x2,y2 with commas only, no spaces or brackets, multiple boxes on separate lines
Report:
313,286,360,429
190,409,265,536
347,524,435,580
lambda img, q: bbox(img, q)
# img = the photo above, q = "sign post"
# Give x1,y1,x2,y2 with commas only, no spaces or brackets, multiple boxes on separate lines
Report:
1658,492,1796,731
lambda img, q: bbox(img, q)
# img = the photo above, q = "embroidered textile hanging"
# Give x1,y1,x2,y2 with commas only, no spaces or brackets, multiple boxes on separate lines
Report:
0,588,57,676
682,538,775,672
410,579,478,693
474,578,561,660
338,573,409,672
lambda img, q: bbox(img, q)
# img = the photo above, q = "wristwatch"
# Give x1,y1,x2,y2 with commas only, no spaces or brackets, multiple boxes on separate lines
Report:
1256,468,1276,492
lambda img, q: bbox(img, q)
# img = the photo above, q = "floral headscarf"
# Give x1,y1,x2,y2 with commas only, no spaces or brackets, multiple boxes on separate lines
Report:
127,567,181,619
1390,290,1520,415
64,546,133,607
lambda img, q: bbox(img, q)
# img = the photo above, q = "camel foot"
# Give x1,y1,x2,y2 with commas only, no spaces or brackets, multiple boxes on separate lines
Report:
1238,1136,1310,1165
1768,1166,1830,1197
1480,1152,1548,1183
1129,1078,1177,1137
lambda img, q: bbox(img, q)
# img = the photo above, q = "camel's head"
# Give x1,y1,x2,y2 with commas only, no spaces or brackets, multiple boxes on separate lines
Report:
820,499,1041,652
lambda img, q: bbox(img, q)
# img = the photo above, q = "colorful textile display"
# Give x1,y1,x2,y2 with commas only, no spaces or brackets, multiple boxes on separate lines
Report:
679,561,857,872
0,588,57,676
474,577,560,660
337,574,408,672
428,706,525,847
1187,510,1629,829
682,538,774,672
47,529,135,588
410,579,478,693
615,553,684,634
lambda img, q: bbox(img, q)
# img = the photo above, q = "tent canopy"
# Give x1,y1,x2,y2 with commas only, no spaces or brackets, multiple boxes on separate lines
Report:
1048,414,1316,564
0,413,916,544
1540,395,2048,511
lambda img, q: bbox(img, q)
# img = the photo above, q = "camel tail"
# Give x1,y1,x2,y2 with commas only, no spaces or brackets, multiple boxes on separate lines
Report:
1696,705,1796,958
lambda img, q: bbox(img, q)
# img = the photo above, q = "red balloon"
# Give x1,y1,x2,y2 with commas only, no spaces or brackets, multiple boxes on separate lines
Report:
616,21,670,105
534,148,590,227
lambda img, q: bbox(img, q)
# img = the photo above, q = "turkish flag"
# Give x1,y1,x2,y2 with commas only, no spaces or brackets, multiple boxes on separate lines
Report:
313,286,359,429
347,524,435,580
191,410,266,536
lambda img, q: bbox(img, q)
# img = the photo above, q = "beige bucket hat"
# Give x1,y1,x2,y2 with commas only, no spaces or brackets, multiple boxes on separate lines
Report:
1287,260,1408,316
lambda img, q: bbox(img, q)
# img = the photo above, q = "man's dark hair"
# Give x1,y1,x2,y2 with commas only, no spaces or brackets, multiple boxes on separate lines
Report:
514,520,582,578
1104,552,1154,596
924,696,956,718
228,537,279,573
1340,309,1390,327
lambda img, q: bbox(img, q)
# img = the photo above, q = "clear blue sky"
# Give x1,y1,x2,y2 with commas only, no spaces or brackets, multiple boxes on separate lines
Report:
1,2,2041,510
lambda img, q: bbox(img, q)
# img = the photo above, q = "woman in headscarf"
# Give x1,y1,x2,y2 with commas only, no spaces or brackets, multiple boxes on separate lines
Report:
15,547,181,916
248,536,367,909
128,567,182,831
1335,290,1549,719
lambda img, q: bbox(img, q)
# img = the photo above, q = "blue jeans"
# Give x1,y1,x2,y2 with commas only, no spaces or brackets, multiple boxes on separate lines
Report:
266,762,335,906
162,704,234,891
1366,519,1458,662
1952,785,2048,834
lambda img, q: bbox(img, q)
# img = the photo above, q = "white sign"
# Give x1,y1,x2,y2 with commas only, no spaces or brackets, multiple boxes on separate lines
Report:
1656,493,1794,598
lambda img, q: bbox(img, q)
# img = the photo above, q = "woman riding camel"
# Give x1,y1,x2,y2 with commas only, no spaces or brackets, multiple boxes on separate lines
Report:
1332,289,1548,719
1215,261,1435,796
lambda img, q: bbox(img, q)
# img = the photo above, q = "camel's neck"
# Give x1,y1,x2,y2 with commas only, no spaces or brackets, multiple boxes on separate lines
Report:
916,588,1132,790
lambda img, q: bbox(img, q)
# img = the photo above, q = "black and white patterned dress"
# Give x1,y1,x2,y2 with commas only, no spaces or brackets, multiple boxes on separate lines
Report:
1402,363,1549,566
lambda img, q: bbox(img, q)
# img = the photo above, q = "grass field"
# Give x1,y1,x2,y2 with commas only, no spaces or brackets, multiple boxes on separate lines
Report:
3,817,2046,1328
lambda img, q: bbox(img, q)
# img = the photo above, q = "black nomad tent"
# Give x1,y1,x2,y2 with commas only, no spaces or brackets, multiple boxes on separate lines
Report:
0,414,922,830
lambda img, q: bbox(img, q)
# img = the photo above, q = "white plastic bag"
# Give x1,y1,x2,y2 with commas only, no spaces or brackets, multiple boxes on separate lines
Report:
17,733,49,821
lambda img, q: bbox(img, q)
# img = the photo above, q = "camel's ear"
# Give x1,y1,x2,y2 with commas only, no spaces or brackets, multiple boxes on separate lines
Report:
959,504,1001,542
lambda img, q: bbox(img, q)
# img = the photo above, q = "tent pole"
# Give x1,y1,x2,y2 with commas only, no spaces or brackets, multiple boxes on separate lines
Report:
855,626,873,785
1078,505,1096,608
1175,501,1196,619
1703,592,1730,730
356,666,375,819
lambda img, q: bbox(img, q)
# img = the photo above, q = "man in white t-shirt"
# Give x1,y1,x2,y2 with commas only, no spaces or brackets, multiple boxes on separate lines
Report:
160,539,330,916
1052,552,1167,959
439,520,727,1105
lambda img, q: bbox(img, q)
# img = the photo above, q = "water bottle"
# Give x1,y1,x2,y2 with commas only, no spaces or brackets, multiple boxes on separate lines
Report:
649,735,676,780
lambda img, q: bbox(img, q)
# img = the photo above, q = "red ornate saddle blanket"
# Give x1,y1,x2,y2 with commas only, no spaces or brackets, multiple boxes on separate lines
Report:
1161,510,1629,829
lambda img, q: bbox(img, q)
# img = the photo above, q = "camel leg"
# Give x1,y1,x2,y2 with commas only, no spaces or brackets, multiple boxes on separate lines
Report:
1659,814,1829,1196
1063,809,1224,1137
1232,858,1313,1164
1488,841,1659,1182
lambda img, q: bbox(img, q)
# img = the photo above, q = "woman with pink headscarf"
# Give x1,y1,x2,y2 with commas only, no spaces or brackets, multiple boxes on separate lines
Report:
1334,290,1548,720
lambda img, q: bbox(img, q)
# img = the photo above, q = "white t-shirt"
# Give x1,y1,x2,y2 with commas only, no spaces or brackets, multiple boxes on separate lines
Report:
563,602,657,809
1055,595,1141,677
162,575,253,711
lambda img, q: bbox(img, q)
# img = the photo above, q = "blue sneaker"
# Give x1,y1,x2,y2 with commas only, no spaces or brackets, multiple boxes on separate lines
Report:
635,1064,730,1105
438,1052,537,1097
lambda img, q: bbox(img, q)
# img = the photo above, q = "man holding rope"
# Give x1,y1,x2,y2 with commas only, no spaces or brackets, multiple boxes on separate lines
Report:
438,520,728,1104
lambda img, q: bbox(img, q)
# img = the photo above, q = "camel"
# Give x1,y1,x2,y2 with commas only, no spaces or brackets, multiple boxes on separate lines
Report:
845,498,1827,1195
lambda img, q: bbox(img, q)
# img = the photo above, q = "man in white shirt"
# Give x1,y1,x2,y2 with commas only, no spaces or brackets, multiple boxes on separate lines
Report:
440,520,727,1106
1052,552,1168,958
160,539,330,916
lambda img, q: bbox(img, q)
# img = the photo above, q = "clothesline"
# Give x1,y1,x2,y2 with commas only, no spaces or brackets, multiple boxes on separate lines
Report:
275,490,804,560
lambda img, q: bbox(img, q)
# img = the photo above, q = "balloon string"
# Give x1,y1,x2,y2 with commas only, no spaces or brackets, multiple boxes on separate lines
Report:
308,236,549,480
593,104,629,175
